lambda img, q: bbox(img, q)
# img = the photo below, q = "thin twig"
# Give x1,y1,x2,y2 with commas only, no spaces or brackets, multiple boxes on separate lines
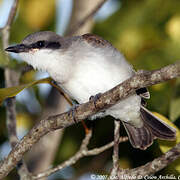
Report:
87,137,128,156
33,129,93,179
0,62,180,179
33,133,128,179
1,0,32,179
67,0,108,36
110,120,120,177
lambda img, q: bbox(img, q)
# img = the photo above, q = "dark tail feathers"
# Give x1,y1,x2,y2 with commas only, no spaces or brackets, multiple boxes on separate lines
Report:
123,106,176,150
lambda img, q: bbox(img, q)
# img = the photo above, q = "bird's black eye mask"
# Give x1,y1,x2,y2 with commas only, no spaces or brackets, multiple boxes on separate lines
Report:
30,40,61,49
5,41,62,53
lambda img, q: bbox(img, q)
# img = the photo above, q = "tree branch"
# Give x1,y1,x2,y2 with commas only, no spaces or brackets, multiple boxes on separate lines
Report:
0,62,180,179
118,142,180,179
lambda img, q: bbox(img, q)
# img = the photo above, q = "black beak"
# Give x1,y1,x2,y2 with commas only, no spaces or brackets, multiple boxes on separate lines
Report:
5,44,28,53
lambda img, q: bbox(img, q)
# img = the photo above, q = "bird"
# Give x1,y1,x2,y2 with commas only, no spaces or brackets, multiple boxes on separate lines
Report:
5,31,176,150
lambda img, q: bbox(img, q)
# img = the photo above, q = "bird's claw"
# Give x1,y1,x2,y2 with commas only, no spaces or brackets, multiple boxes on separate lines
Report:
68,103,90,133
50,79,58,86
68,104,79,123
89,93,102,109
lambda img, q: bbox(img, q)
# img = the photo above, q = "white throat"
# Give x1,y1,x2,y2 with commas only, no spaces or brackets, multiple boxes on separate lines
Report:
20,49,72,83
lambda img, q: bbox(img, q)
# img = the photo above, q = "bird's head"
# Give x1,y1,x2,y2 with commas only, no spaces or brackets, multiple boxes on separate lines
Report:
5,31,70,71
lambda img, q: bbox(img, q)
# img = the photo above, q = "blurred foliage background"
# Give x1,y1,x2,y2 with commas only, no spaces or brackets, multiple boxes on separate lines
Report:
0,0,180,179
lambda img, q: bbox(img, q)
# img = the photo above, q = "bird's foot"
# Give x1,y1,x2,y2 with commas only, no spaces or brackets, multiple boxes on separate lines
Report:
51,79,58,86
89,93,102,109
68,104,80,123
68,103,90,134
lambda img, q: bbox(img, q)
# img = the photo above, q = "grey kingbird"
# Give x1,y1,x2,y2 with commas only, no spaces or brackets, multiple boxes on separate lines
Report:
5,31,176,150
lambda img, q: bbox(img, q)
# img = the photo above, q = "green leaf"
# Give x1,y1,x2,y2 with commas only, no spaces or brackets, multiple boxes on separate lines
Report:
155,112,180,173
0,77,52,105
170,97,180,122
154,112,180,152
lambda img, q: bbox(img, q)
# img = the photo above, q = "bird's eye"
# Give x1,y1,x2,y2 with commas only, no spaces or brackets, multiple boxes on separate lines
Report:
19,44,25,48
36,41,45,48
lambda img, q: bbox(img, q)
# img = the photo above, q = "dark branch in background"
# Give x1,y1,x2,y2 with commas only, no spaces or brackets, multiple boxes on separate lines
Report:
67,0,108,36
0,62,179,179
0,0,32,179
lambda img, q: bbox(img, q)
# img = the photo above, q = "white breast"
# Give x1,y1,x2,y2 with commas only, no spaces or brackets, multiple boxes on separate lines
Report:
63,42,133,101
62,42,141,124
